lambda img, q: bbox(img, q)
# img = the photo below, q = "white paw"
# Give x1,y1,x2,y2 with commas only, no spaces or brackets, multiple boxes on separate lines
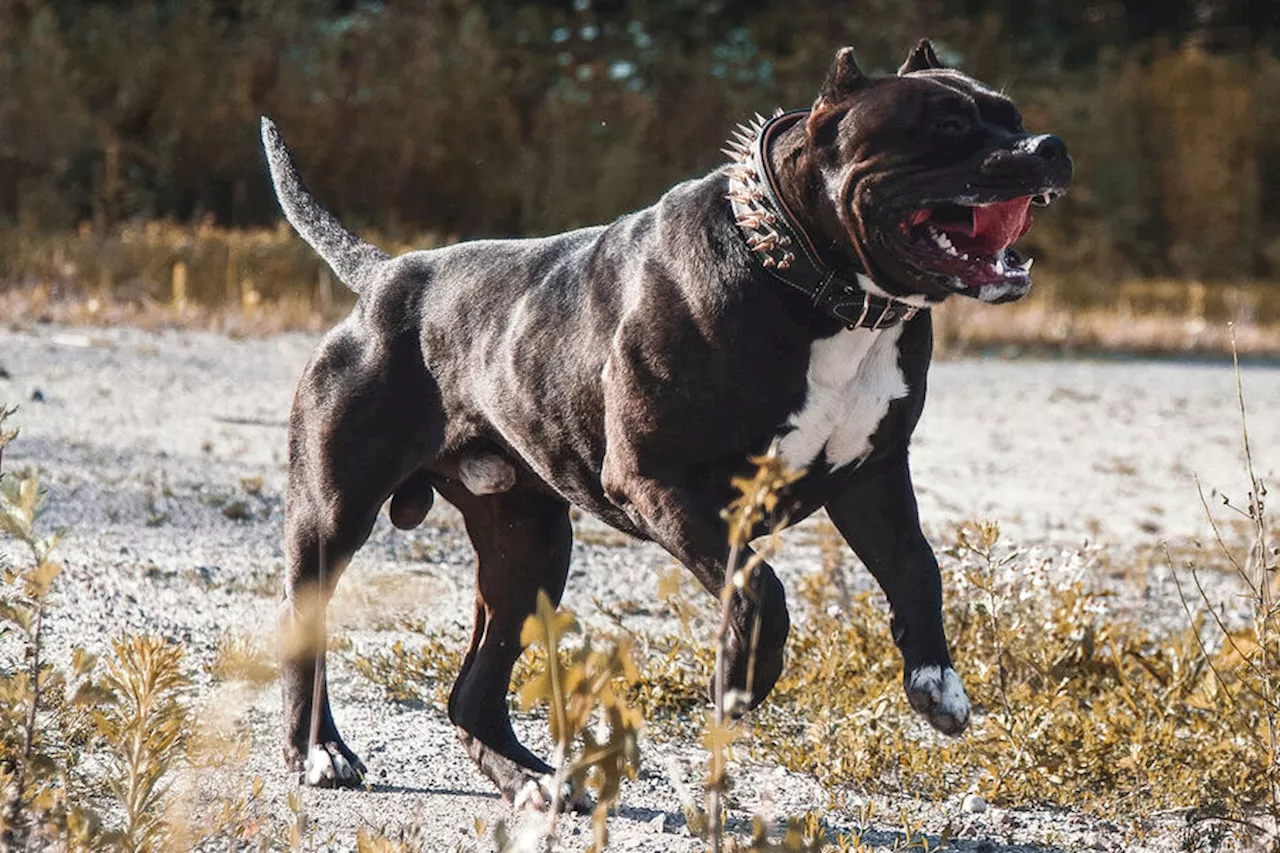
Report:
512,775,554,811
512,774,593,813
905,665,970,735
304,743,362,787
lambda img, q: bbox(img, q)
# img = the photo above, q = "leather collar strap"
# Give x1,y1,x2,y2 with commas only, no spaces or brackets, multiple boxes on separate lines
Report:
724,109,923,330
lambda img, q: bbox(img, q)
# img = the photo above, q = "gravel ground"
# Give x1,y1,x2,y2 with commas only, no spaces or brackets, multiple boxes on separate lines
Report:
2,322,1278,852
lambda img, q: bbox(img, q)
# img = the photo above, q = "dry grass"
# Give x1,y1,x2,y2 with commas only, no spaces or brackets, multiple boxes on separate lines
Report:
934,277,1280,357
3,350,1278,851
0,409,437,851
4,221,1280,356
746,521,1270,832
350,636,461,709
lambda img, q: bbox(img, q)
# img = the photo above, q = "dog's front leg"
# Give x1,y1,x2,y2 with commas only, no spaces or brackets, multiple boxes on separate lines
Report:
602,453,790,710
825,449,970,735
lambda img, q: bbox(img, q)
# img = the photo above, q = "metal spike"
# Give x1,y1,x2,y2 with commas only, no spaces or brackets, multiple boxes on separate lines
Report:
754,112,766,124
736,213,765,230
725,190,754,205
778,235,791,247
762,256,777,268
773,106,784,117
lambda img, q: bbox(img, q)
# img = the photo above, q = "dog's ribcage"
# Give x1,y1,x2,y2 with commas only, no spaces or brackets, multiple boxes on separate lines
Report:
776,325,909,471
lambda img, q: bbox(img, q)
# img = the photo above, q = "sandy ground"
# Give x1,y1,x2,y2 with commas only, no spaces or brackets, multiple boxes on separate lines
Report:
2,322,1279,852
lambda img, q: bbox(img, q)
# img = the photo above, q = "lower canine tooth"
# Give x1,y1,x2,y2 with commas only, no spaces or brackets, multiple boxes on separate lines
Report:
994,258,1005,274
1021,257,1034,271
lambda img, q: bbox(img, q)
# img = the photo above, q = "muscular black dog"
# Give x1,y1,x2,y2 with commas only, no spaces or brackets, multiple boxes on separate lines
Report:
262,40,1071,807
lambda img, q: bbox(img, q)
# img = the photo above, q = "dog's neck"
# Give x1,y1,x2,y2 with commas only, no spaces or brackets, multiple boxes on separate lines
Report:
769,123,852,272
725,111,924,330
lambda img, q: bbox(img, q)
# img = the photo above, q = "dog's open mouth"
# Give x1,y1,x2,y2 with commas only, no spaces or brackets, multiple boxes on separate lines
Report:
895,195,1045,296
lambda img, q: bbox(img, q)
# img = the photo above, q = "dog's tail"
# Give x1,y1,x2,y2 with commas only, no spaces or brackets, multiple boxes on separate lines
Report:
260,117,388,292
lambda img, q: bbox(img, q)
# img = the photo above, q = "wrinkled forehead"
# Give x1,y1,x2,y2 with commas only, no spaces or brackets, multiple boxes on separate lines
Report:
904,67,1005,102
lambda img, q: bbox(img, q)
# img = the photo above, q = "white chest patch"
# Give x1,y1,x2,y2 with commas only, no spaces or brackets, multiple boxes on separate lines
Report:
776,324,909,471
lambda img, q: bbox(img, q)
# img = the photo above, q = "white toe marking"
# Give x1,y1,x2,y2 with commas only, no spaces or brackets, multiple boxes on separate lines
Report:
512,775,554,811
936,667,970,722
908,664,943,701
908,665,970,729
305,745,334,786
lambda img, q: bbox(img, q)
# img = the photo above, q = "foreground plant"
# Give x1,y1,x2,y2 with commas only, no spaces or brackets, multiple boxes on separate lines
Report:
702,449,804,850
1169,335,1279,850
0,414,111,850
0,411,240,852
94,636,190,851
516,590,643,850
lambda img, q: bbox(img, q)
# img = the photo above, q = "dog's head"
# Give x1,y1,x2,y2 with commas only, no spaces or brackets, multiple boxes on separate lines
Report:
793,40,1072,304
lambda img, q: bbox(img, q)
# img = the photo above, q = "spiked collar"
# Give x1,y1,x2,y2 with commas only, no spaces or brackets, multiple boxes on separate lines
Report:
724,109,924,330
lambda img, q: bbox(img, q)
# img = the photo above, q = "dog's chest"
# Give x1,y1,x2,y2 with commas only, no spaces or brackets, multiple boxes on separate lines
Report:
775,325,909,472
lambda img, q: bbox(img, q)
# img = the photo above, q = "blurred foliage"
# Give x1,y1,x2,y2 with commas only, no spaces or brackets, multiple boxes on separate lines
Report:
0,0,1277,300
753,519,1276,830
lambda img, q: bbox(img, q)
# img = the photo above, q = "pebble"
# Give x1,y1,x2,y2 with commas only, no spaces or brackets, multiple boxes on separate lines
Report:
962,793,987,814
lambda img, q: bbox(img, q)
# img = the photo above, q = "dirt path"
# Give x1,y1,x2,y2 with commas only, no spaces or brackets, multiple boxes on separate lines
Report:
2,323,1278,851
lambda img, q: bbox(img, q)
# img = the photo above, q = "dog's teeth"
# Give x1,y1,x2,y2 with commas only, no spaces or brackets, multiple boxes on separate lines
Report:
931,231,952,250
994,257,1005,275
945,244,959,257
1020,257,1034,271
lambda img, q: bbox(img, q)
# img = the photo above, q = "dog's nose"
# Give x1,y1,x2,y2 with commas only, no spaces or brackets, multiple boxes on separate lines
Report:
1031,134,1067,161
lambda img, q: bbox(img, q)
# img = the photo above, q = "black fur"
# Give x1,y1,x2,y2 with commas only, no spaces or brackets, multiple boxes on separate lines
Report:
261,41,1071,804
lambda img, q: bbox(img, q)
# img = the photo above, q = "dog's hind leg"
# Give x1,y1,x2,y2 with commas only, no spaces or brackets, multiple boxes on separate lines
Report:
281,332,441,788
825,449,970,736
431,481,578,810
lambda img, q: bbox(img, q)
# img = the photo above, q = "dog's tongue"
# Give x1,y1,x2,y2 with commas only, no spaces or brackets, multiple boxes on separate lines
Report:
943,196,1033,254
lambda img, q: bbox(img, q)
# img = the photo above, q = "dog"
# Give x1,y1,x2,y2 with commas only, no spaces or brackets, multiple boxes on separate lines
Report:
261,39,1071,808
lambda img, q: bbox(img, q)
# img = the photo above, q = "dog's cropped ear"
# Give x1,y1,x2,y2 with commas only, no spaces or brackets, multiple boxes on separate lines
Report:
898,38,945,75
808,47,867,138
815,47,866,106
